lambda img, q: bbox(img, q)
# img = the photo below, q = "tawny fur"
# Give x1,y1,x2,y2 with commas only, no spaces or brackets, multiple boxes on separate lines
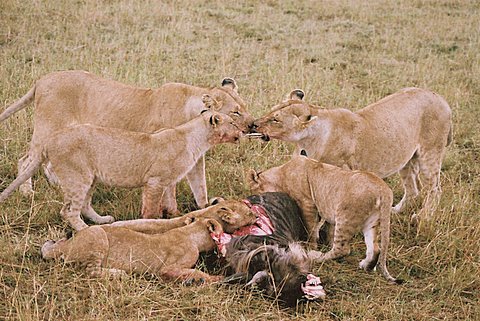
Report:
41,218,224,283
109,198,257,234
252,88,452,222
0,70,253,216
248,155,400,284
0,106,241,231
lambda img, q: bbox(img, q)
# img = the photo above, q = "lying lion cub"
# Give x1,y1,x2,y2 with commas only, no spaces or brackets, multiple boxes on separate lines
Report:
41,217,224,283
0,96,241,231
1,70,253,216
109,198,257,234
252,88,452,223
248,155,401,284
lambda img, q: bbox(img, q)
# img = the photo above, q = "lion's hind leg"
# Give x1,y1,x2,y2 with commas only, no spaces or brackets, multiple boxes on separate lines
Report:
359,214,380,272
81,186,114,225
43,161,60,185
393,153,420,214
413,147,446,223
17,154,35,196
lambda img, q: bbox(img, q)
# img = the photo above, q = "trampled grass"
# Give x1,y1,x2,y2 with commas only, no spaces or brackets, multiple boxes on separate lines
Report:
1,0,479,319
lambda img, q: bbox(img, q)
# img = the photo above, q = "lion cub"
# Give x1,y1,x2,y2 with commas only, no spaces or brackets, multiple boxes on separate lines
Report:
0,95,241,231
248,155,401,284
109,198,257,235
41,217,224,283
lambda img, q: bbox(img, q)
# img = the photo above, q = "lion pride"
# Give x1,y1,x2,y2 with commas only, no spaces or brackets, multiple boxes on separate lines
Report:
1,70,253,218
252,88,452,223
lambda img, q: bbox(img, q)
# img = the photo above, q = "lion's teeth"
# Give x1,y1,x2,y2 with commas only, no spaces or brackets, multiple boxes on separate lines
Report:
245,133,264,138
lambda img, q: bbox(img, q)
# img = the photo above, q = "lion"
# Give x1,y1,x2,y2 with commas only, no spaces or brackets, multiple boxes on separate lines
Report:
0,70,254,217
251,88,452,223
248,155,401,284
109,197,257,234
0,101,241,231
41,217,225,283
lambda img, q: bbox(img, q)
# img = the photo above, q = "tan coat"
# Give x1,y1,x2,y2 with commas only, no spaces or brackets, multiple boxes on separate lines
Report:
248,155,400,284
1,71,254,216
0,108,241,231
253,88,452,222
41,218,225,283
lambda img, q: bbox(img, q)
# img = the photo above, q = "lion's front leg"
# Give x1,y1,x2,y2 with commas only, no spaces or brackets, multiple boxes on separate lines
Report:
141,180,179,218
109,217,186,234
185,156,208,209
308,221,353,262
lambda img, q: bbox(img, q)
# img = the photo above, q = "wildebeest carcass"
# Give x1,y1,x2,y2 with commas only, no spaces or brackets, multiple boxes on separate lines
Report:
212,192,326,306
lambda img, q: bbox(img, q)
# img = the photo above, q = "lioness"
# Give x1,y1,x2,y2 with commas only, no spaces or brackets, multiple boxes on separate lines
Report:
109,197,257,234
41,217,224,283
248,156,401,284
0,104,241,231
1,70,253,216
251,88,452,222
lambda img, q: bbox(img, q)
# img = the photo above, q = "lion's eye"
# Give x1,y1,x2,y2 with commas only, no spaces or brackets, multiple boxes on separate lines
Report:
231,111,241,117
220,207,228,211
271,118,280,123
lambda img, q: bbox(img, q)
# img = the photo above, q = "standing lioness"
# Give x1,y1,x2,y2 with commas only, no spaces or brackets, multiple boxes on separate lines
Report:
0,106,241,231
248,156,401,284
252,88,452,222
1,70,253,216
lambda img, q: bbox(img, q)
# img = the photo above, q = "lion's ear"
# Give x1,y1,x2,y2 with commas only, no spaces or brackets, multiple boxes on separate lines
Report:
184,216,195,225
209,114,221,127
202,94,221,110
209,197,225,205
221,77,237,92
288,89,305,101
246,169,261,190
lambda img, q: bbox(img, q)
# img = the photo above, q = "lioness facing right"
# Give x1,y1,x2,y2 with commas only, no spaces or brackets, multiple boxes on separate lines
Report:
248,155,401,284
0,104,241,231
109,197,257,235
41,217,224,283
252,88,452,223
1,70,254,217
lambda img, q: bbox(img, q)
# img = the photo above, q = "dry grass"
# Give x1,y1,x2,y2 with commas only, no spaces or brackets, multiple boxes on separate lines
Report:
1,0,479,319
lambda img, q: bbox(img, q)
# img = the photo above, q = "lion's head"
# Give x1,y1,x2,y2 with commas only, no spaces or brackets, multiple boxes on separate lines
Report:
251,89,321,142
186,197,257,233
200,100,243,144
208,77,254,133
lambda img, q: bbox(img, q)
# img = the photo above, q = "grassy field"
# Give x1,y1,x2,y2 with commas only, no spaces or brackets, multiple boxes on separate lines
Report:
1,0,479,319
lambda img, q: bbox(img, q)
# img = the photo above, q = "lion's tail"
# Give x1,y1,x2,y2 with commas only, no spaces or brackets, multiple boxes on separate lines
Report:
0,155,43,203
0,85,36,122
377,191,403,285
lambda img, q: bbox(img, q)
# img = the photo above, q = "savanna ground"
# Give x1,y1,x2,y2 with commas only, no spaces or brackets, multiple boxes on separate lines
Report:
1,0,479,320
